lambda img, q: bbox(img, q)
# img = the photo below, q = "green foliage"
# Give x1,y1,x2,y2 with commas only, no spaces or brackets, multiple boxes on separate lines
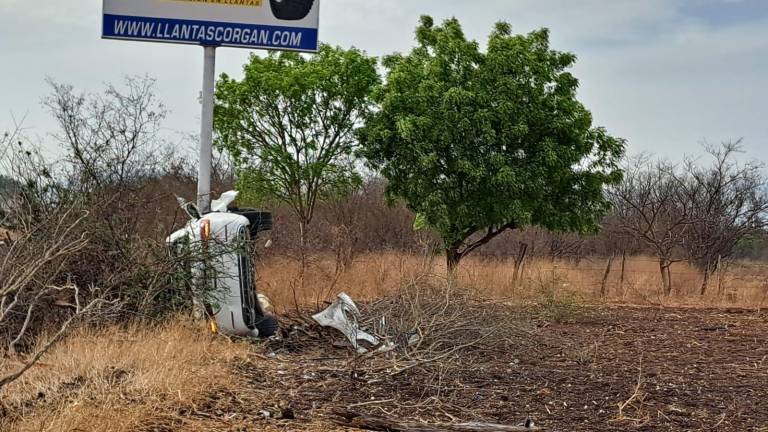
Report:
214,45,378,224
359,17,626,267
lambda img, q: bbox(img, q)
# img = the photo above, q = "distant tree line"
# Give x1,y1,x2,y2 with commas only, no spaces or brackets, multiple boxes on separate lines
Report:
608,142,768,295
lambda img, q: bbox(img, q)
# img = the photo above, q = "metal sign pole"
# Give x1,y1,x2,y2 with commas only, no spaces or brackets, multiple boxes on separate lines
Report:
198,45,216,213
103,1,320,214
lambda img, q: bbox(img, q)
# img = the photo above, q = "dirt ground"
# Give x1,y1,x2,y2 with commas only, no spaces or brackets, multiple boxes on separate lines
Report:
183,305,768,432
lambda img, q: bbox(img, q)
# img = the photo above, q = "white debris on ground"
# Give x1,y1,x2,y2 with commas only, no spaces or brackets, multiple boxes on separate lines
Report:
312,293,395,354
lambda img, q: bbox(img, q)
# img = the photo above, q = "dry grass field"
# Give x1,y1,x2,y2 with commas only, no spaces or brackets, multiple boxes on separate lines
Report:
3,252,768,431
0,323,253,431
257,252,768,312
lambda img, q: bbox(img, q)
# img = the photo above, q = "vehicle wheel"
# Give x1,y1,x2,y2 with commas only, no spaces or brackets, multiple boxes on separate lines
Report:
255,314,279,338
269,0,315,20
231,209,272,236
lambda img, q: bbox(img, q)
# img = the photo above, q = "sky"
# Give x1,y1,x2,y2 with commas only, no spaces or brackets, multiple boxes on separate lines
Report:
1,0,767,161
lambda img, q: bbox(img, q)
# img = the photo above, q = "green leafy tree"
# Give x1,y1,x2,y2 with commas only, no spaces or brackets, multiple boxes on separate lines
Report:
214,45,379,259
359,17,626,272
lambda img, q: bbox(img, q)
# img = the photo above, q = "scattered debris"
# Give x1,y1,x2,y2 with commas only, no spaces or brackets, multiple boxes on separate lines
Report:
312,293,395,354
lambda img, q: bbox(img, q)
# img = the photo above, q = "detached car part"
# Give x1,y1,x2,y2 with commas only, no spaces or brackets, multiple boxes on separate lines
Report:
313,293,394,354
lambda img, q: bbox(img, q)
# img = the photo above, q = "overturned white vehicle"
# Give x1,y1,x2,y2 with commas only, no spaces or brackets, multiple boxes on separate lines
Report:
167,192,391,348
167,191,278,338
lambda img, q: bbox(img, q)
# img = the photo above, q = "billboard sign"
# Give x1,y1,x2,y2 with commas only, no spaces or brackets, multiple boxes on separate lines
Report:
102,0,320,52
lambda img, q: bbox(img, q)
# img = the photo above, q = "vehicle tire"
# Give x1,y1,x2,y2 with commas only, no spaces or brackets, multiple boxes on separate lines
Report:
269,0,314,20
231,209,273,235
255,314,279,338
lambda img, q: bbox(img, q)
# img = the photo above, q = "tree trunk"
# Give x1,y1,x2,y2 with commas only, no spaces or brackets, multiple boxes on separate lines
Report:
512,243,528,286
716,255,724,295
700,258,713,296
659,259,672,296
294,219,308,313
446,246,462,275
666,264,673,295
700,268,710,296
443,223,517,277
298,219,311,279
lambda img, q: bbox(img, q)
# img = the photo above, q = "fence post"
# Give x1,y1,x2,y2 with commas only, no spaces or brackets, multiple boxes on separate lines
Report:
716,254,723,295
619,250,627,298
600,253,615,298
512,243,528,287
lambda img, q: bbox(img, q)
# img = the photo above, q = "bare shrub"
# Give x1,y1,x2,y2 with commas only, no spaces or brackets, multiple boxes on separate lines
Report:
0,77,241,399
5,77,204,318
608,144,768,296
675,142,768,295
607,155,693,295
0,78,221,385
0,206,111,393
357,279,534,383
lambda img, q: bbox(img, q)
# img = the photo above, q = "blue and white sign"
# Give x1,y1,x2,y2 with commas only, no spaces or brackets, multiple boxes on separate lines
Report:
102,0,320,52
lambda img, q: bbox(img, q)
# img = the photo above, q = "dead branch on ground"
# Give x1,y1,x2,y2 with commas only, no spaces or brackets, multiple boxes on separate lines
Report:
333,409,543,431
